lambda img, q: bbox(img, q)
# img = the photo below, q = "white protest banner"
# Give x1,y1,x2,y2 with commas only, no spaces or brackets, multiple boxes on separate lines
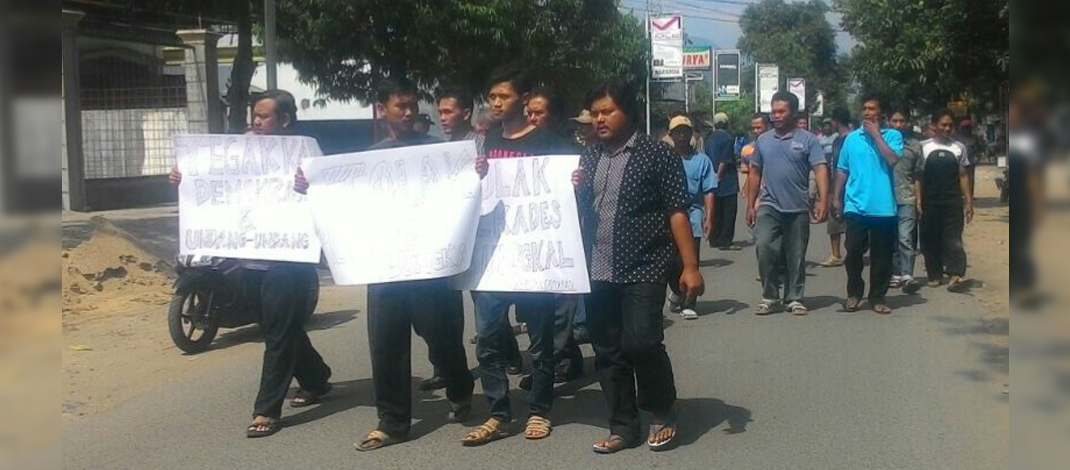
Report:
455,155,591,294
174,134,322,263
301,141,482,285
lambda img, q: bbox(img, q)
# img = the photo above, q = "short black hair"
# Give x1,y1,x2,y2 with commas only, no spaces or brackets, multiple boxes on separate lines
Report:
932,108,956,124
487,65,534,96
890,106,911,120
255,89,298,124
436,86,474,111
770,90,799,113
860,92,886,112
584,78,640,123
530,85,563,117
831,107,851,127
376,77,418,105
751,112,770,126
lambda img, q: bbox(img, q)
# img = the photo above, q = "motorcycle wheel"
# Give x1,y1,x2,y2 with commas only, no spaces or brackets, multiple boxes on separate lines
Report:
168,290,220,354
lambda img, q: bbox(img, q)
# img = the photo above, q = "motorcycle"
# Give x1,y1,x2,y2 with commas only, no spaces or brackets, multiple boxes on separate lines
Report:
167,256,319,354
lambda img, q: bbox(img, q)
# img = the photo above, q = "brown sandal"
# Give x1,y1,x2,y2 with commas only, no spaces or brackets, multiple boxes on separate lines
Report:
461,418,508,447
843,297,862,312
524,415,552,440
354,430,406,452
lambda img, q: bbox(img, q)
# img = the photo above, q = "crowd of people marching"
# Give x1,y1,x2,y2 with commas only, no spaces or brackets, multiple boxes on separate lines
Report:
169,64,980,454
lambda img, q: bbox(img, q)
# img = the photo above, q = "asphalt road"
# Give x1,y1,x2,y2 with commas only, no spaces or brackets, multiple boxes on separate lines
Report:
62,212,1008,470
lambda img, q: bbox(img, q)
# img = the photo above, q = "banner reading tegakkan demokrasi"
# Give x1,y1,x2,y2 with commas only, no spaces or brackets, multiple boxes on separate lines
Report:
455,155,591,294
301,141,483,285
174,134,323,263
650,15,684,79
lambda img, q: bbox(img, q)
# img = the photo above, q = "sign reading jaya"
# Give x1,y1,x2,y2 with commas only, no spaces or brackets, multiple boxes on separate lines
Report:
683,46,711,70
301,141,482,285
174,134,323,263
455,155,591,293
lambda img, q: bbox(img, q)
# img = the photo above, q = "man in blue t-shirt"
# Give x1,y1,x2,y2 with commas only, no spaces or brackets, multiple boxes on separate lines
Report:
667,116,717,320
832,93,903,315
704,112,739,250
746,91,829,316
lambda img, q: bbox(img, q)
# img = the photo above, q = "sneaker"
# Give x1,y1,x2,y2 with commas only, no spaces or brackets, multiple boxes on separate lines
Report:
667,293,683,313
902,278,923,295
818,256,844,267
419,376,447,391
679,308,699,320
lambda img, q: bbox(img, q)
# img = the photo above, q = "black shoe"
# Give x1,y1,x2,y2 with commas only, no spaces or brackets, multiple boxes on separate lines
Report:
419,376,447,392
573,329,590,345
555,369,584,384
507,365,523,376
902,279,922,295
519,375,533,391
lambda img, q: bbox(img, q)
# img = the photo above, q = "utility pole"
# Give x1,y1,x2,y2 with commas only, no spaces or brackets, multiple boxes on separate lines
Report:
264,0,278,90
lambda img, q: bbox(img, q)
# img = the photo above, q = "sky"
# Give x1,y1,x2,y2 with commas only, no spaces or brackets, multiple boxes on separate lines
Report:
618,0,857,55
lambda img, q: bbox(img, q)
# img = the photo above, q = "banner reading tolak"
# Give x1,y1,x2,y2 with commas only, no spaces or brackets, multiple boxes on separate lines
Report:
650,15,684,79
788,78,807,111
757,64,780,113
455,155,590,294
301,141,482,285
174,134,323,263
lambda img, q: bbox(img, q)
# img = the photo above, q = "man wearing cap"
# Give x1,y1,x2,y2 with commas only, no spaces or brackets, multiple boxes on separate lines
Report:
667,116,717,319
414,113,434,136
571,110,597,148
705,112,740,250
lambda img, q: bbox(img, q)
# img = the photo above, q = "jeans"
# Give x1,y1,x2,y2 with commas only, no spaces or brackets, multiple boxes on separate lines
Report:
893,204,918,280
553,295,584,378
473,292,556,421
754,206,811,304
844,214,897,302
668,237,702,309
251,263,331,420
367,279,475,437
921,203,967,279
588,281,677,444
710,194,738,248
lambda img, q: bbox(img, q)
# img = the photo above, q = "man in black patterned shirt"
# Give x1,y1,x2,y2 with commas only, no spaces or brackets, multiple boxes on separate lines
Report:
577,78,705,453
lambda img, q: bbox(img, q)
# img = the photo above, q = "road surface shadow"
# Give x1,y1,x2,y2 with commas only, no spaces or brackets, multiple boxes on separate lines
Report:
205,309,360,352
699,258,734,268
282,376,470,440
931,315,1008,375
695,299,748,316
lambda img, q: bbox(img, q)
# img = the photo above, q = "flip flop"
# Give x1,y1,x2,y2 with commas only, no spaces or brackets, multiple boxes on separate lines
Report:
354,430,406,452
246,418,282,438
947,279,971,293
592,435,631,454
872,304,892,315
290,383,332,408
647,421,678,451
843,297,862,312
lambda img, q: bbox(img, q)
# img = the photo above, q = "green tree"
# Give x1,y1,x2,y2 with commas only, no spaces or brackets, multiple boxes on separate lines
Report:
737,0,845,112
274,0,647,111
834,0,1009,112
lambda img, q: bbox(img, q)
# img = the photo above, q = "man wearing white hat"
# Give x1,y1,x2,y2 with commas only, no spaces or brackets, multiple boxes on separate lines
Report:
705,112,740,250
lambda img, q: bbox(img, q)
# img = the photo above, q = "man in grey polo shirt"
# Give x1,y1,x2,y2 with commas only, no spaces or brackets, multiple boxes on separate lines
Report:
745,91,829,315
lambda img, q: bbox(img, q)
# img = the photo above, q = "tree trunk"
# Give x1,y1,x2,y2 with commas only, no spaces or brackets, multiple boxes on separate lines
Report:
227,0,255,133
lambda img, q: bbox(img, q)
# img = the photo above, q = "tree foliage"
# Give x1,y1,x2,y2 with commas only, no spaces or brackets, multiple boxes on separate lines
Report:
736,0,844,112
274,0,647,111
834,0,1009,113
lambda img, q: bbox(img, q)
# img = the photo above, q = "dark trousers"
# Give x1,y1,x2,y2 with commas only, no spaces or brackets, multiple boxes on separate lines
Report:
473,292,556,421
252,263,331,420
1009,157,1036,294
668,237,702,309
921,203,967,279
588,281,677,444
844,214,897,303
755,207,810,303
367,279,475,437
710,194,738,248
553,295,584,377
